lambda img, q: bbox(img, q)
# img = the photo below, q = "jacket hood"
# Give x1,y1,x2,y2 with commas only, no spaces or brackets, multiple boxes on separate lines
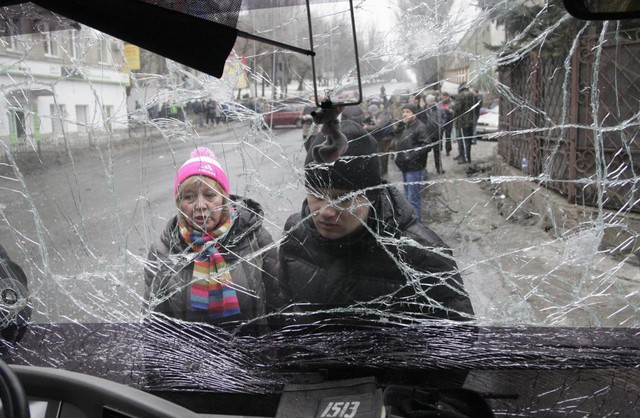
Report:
227,194,266,238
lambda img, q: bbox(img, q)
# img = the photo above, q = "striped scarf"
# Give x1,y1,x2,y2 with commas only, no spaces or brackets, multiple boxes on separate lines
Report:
178,211,240,319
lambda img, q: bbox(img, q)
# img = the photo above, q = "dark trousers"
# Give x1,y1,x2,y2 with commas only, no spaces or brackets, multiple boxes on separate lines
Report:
457,126,474,163
431,142,443,173
377,138,394,175
442,124,453,155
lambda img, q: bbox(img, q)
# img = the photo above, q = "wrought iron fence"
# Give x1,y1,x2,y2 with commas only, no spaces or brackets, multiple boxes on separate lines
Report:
498,26,640,213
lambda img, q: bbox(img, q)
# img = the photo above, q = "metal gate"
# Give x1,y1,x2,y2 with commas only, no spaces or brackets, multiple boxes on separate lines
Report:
498,25,640,213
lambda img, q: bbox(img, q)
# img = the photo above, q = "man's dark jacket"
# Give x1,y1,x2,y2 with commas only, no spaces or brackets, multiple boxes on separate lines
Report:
454,90,480,129
277,186,475,321
394,118,430,172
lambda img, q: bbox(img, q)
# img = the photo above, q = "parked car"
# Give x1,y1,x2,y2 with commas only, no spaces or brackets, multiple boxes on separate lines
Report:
262,105,304,128
476,106,499,140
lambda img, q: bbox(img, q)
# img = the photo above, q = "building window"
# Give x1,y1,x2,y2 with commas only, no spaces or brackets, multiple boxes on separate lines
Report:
71,29,80,59
75,105,88,133
6,19,23,52
99,38,111,64
103,105,113,131
9,110,27,140
42,23,58,57
50,104,67,138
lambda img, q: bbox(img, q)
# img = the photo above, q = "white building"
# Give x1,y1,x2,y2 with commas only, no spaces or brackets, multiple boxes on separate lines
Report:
442,13,506,93
0,22,129,152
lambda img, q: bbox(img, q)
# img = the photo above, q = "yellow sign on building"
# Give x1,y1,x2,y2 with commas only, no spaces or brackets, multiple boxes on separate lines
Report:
224,55,249,90
123,44,141,71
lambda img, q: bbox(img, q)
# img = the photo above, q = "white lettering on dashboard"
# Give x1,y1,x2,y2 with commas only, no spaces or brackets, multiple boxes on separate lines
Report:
319,401,361,418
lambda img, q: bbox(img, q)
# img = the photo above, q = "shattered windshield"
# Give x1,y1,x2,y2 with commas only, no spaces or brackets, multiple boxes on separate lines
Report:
0,0,639,413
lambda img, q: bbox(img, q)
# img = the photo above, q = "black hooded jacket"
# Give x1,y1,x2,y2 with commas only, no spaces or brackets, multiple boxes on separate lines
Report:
277,186,474,321
394,118,430,172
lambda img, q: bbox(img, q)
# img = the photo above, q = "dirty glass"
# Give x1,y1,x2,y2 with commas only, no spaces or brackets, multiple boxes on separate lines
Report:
0,0,639,415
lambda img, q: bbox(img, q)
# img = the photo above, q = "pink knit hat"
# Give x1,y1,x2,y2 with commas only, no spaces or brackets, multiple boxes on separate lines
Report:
174,147,229,196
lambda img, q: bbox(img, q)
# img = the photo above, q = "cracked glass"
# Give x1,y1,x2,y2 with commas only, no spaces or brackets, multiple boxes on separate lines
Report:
0,0,638,415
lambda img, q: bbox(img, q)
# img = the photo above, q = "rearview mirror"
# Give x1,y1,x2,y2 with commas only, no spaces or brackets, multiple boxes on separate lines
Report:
563,0,640,20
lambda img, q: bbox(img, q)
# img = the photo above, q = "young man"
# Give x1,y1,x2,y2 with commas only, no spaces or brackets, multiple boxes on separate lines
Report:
276,119,474,323
394,103,430,222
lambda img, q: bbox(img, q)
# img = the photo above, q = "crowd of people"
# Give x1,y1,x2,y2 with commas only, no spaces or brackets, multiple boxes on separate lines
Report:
145,99,232,127
301,84,484,221
364,84,482,168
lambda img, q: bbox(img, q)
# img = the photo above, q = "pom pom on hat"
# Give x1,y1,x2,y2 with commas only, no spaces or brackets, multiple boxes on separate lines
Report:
174,147,229,197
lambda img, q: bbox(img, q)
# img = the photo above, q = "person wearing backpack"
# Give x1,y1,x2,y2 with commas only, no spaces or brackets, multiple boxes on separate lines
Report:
453,84,482,164
144,147,279,334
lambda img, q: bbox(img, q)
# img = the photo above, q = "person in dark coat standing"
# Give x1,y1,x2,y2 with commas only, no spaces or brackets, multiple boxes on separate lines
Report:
439,92,454,156
365,105,395,177
453,84,481,164
276,120,474,323
394,103,430,222
424,94,444,174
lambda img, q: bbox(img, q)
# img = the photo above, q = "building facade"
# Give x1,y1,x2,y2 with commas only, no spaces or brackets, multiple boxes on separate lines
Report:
0,21,129,153
442,18,505,93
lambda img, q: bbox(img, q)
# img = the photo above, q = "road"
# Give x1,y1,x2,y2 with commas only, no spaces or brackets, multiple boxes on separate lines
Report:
391,139,639,328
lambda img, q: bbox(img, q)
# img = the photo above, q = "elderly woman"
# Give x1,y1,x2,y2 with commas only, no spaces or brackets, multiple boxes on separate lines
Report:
144,147,278,332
